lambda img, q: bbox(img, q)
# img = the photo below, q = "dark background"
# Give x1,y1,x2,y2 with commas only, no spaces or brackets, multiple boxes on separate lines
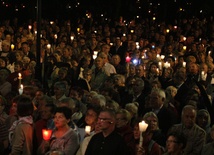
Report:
0,0,213,23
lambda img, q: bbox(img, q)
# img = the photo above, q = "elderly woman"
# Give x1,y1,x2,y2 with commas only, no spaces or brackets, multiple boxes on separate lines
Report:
133,119,162,155
115,109,135,154
125,102,139,127
165,86,179,121
143,112,166,148
37,106,79,155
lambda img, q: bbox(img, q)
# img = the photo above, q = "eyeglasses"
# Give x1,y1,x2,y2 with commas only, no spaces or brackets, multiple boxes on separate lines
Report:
98,117,112,123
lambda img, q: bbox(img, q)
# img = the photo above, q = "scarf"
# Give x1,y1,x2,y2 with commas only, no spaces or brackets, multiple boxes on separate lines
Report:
8,115,33,145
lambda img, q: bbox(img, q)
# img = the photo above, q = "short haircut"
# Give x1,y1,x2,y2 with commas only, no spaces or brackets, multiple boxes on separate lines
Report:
54,106,72,120
116,109,131,122
101,108,116,120
143,112,159,125
167,132,187,149
182,105,197,116
45,103,56,114
17,95,34,117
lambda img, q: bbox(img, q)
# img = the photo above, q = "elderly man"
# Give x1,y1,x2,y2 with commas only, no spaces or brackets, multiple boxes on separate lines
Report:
144,89,177,135
85,109,130,155
90,57,108,91
168,105,206,155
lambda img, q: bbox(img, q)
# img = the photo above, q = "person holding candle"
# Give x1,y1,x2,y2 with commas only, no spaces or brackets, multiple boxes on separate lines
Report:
133,119,162,155
85,109,130,155
37,106,79,155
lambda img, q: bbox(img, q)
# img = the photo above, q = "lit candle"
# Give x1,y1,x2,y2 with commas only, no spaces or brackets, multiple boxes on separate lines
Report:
28,25,32,30
156,68,159,76
47,44,51,49
50,21,54,25
70,36,74,41
201,71,205,76
160,55,165,60
85,126,91,135
208,51,211,56
18,73,22,87
123,33,126,37
158,62,162,70
139,120,148,132
126,56,131,63
183,62,186,67
54,34,57,39
156,54,160,59
183,46,187,50
139,121,148,147
93,54,97,60
110,43,113,46
130,30,134,33
77,28,80,33
11,44,15,50
18,84,23,95
42,129,52,141
94,51,98,55
183,37,186,41
166,29,170,33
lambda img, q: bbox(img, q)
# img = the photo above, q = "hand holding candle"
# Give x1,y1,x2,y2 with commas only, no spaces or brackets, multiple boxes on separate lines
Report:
85,126,91,135
42,129,52,141
139,121,148,147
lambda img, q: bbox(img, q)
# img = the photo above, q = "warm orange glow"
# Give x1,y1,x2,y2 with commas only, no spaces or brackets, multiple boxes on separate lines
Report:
42,129,52,141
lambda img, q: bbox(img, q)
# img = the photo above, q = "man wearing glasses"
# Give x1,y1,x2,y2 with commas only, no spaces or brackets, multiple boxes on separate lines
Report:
85,109,130,155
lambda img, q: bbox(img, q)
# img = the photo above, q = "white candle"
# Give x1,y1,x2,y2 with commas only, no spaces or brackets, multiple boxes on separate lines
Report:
18,73,22,87
93,54,97,60
28,25,32,30
85,126,91,135
160,55,165,60
139,121,148,147
70,36,74,41
158,62,162,70
183,62,186,67
19,84,23,95
201,71,205,76
47,44,51,49
94,51,98,55
139,121,148,132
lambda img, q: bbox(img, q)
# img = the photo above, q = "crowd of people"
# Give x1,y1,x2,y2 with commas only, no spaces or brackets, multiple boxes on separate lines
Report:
0,14,214,155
